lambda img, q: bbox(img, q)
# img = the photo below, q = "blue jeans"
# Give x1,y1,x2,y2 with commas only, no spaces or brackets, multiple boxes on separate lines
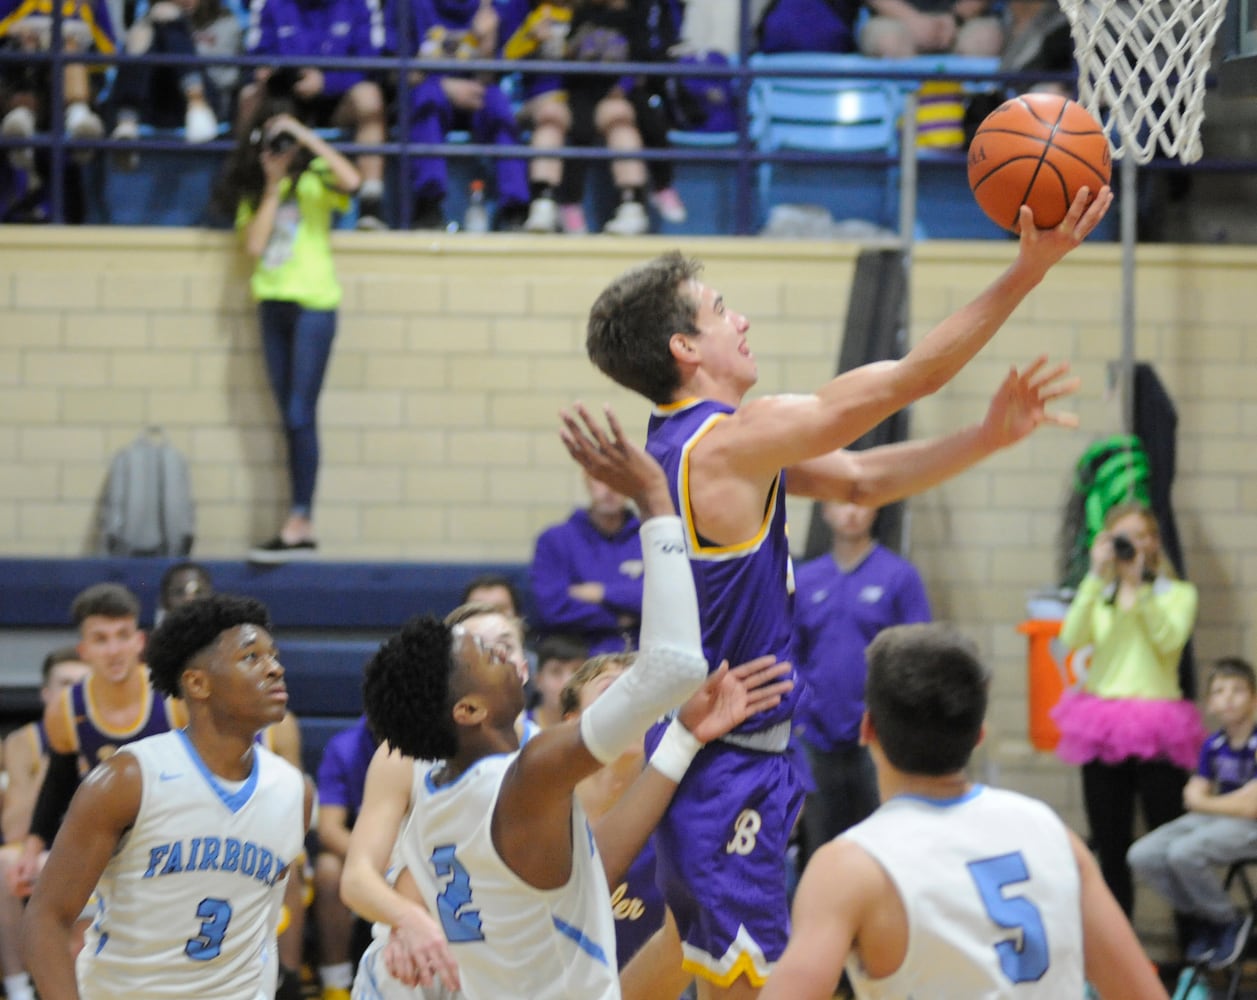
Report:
258,300,337,517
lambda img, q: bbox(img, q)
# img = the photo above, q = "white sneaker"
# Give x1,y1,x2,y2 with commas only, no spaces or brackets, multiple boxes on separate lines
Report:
65,102,103,163
524,196,558,233
603,200,649,236
2,106,36,172
111,116,140,170
184,102,218,144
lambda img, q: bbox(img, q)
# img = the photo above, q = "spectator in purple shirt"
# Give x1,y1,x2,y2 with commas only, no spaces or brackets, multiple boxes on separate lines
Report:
314,714,377,1000
792,500,931,865
529,472,644,655
239,0,389,228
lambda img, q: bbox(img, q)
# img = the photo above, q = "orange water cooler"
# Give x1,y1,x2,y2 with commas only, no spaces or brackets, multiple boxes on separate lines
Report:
1016,618,1078,752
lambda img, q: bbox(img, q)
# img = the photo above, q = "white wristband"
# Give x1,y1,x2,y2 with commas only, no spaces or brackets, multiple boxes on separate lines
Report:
648,718,704,783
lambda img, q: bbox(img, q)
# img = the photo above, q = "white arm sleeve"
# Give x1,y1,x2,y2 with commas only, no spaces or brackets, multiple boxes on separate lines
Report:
579,515,708,765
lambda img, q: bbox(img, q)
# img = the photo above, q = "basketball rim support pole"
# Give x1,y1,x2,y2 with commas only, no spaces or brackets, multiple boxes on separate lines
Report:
897,92,919,556
1118,153,1138,437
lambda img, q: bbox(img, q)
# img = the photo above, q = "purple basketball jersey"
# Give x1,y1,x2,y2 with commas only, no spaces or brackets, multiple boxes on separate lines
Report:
644,398,806,980
646,398,800,735
68,671,179,769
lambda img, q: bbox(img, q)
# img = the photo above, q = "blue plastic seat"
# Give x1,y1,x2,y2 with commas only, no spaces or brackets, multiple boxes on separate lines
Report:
748,53,902,231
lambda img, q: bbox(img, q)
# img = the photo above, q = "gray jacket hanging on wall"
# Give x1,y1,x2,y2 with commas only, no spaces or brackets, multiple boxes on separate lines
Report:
100,428,195,557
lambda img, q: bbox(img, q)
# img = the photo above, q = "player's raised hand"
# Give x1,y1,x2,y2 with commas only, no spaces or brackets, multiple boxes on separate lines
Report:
559,403,673,518
678,656,794,744
979,355,1080,450
1017,184,1114,253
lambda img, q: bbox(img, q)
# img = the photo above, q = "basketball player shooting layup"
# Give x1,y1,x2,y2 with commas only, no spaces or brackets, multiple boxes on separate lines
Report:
582,184,1112,997
23,595,310,1000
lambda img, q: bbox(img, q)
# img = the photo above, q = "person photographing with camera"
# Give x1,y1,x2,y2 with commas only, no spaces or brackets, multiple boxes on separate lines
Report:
215,103,360,563
1053,500,1204,919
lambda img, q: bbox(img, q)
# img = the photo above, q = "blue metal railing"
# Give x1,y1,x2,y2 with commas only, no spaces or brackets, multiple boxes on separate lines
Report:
1,3,1251,233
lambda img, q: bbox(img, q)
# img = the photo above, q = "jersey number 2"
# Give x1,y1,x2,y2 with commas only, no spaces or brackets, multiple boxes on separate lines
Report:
185,897,233,961
967,852,1049,983
431,845,485,943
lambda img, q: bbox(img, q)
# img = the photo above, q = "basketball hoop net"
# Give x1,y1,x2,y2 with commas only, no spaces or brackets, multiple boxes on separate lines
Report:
1058,0,1228,163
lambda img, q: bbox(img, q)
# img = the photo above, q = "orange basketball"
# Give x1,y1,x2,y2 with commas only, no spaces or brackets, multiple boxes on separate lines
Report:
968,93,1111,233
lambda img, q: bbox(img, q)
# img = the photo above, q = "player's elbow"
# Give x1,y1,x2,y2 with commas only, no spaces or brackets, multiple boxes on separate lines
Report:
652,646,709,704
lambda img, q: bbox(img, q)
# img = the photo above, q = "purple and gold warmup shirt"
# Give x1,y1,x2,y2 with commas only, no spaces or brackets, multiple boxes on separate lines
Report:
646,398,800,736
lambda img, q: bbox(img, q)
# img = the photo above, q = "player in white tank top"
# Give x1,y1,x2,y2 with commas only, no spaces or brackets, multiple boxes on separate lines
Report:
841,786,1082,998
23,595,311,1000
761,623,1169,1000
78,730,306,1000
397,752,618,999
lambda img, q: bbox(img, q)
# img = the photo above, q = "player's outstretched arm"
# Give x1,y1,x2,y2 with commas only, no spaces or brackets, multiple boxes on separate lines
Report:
340,744,458,989
761,837,880,1000
711,189,1108,481
22,754,143,1000
786,356,1079,505
1072,830,1170,1000
496,407,706,888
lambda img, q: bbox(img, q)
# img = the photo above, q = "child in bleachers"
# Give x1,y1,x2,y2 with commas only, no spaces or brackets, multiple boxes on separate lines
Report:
391,0,530,229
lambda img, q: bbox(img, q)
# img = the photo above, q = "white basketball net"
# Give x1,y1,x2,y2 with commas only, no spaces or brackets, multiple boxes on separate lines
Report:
1058,0,1228,163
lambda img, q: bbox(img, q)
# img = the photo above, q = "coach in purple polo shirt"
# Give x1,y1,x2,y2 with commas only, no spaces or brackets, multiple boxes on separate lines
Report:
529,473,644,655
793,501,931,864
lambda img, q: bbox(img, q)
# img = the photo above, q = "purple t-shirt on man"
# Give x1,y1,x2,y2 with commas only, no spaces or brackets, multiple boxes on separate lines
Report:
316,715,376,823
792,544,931,752
529,508,644,655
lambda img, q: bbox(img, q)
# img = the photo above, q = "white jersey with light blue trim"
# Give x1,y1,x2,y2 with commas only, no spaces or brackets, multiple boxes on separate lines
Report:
841,785,1084,1000
397,752,619,1000
77,729,307,1000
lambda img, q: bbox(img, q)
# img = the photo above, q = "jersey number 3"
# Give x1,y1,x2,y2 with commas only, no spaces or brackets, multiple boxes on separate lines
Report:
967,852,1049,983
186,897,233,961
431,845,485,943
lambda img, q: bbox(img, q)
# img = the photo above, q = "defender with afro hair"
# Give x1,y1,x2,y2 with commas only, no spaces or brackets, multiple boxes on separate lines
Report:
361,615,457,762
145,594,272,699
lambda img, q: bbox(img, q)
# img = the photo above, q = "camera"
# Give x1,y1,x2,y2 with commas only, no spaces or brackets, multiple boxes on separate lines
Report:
266,130,296,155
1112,535,1136,561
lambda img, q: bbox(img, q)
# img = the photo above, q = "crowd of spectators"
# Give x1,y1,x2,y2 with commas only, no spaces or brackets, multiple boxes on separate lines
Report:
0,0,1077,228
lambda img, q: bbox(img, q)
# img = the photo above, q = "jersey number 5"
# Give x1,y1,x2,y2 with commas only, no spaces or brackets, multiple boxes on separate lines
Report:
185,897,233,961
431,845,485,943
967,852,1049,983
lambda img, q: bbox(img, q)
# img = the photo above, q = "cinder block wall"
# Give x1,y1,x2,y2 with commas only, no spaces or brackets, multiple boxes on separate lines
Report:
3,228,1254,896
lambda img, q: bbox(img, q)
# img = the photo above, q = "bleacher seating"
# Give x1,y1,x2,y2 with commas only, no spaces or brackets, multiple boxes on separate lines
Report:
747,52,1015,238
0,557,530,777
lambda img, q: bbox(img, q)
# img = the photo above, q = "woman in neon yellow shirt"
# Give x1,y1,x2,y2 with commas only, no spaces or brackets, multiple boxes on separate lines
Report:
1053,500,1203,918
219,103,360,562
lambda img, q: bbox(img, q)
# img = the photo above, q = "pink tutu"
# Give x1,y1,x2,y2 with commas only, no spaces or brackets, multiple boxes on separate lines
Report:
1051,691,1205,770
